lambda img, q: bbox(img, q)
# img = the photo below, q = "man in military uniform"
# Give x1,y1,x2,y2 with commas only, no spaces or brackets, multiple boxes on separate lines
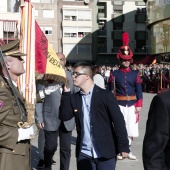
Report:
107,32,143,160
0,40,34,170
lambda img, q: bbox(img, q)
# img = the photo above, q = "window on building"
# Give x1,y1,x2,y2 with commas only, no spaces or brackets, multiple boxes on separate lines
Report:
113,23,123,30
63,27,77,37
63,10,77,20
63,27,91,38
136,40,145,49
43,10,54,18
113,40,122,47
135,14,146,23
78,27,91,37
112,31,123,40
98,38,107,53
63,9,91,21
3,21,18,39
45,27,52,35
98,6,105,14
135,31,147,40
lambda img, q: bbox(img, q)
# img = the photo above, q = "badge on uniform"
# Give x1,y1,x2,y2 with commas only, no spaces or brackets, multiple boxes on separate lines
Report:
0,100,4,109
74,109,78,112
0,81,5,88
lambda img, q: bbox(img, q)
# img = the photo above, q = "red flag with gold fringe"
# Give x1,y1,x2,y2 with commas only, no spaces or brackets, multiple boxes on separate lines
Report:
35,21,66,82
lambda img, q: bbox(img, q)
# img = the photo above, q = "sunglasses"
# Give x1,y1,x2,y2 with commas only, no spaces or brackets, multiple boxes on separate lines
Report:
72,72,87,78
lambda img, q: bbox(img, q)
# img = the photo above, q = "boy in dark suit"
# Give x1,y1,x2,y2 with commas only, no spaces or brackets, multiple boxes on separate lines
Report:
59,62,129,170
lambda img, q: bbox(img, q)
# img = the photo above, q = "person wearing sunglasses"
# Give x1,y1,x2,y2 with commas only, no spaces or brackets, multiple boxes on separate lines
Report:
59,61,129,170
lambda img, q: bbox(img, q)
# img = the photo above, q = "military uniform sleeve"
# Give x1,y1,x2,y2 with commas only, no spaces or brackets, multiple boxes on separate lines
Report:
0,87,18,150
134,72,143,107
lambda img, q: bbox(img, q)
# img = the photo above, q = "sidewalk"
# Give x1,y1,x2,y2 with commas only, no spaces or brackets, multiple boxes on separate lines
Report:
31,92,156,170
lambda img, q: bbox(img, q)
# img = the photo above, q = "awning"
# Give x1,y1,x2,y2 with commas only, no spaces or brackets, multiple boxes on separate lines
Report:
134,55,155,64
3,21,18,32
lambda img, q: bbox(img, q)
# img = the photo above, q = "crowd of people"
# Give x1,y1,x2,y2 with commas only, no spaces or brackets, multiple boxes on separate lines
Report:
1,33,170,170
67,62,170,94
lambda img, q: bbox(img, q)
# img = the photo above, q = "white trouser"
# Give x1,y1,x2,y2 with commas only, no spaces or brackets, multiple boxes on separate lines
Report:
119,105,139,138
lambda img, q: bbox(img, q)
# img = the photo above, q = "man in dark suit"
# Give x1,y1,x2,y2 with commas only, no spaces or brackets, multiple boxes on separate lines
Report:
0,40,34,170
143,90,170,170
36,52,77,170
59,62,129,170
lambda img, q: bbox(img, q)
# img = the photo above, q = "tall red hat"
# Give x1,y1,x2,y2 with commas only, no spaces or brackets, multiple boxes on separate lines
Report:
116,32,133,60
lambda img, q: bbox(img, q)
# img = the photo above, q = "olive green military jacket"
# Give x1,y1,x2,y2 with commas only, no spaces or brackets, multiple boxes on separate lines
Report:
0,76,30,155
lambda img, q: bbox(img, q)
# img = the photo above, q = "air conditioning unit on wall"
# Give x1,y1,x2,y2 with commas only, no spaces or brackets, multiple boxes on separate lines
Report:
84,0,89,4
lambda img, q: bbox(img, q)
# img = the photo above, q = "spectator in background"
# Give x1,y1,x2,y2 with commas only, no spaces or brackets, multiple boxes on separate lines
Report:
36,52,77,170
104,66,111,87
92,65,105,89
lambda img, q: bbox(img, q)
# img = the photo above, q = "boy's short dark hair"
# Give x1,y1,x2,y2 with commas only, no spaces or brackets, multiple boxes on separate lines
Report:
74,62,93,78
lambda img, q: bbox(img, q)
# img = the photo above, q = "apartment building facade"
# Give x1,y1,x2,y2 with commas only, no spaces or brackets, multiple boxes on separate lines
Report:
31,0,93,62
0,0,149,65
96,0,148,65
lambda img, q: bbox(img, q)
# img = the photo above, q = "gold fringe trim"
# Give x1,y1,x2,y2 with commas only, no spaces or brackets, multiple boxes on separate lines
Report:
35,72,66,84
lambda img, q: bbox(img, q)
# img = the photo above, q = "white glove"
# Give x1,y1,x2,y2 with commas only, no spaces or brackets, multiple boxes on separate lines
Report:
18,126,34,142
44,83,61,95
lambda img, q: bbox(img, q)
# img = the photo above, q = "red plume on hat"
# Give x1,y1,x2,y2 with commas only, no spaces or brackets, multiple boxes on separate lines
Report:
116,32,133,61
122,32,129,46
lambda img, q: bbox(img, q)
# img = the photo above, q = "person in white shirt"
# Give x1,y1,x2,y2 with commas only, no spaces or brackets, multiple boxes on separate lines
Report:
92,65,105,89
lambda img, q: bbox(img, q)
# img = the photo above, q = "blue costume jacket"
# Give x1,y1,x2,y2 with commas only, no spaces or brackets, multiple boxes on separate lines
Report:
107,67,143,107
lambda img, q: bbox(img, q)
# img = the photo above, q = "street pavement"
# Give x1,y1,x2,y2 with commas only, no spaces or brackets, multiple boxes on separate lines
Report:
31,92,156,170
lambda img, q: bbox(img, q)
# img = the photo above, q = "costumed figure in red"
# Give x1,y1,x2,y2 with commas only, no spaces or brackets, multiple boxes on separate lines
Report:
107,32,143,160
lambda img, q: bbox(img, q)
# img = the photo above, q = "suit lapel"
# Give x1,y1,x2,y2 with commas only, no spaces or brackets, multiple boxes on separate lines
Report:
90,85,100,116
74,92,83,125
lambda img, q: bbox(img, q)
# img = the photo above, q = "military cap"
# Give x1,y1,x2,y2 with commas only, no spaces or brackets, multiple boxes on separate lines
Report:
116,32,133,61
0,39,26,57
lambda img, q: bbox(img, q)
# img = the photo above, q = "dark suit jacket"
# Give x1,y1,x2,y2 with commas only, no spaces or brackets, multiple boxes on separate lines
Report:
36,70,77,131
143,90,170,170
59,85,129,158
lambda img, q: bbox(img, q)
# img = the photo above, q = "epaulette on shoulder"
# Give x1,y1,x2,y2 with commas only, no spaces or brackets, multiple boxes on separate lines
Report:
0,76,7,88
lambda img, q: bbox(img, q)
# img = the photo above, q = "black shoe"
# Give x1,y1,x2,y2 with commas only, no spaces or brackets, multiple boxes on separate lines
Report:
52,159,56,164
37,159,45,169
